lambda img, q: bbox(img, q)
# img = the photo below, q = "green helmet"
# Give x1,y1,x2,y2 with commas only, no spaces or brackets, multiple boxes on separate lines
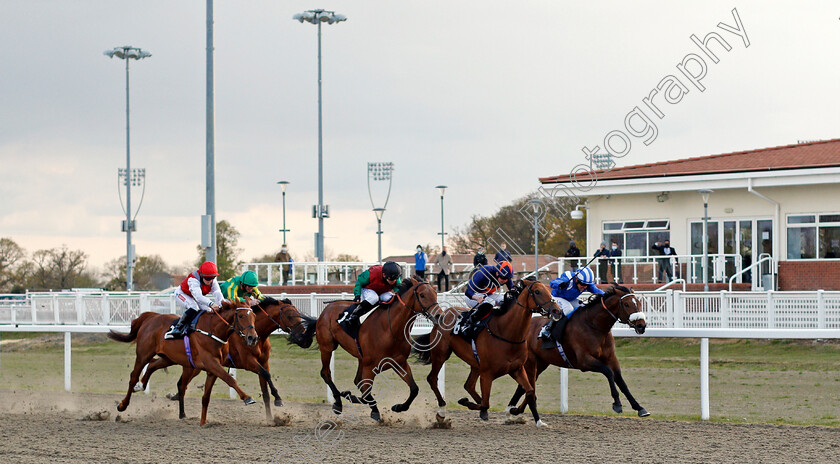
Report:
241,270,259,287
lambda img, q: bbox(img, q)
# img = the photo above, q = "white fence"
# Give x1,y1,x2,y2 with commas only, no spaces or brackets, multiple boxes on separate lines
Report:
2,290,840,420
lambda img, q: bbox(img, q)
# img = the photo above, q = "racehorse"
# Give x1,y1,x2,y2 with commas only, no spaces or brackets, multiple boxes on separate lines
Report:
413,278,561,426
107,299,258,426
505,284,650,418
316,276,439,422
135,297,316,423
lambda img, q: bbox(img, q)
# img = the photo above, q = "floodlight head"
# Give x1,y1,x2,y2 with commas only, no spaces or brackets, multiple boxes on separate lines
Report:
570,204,586,220
277,180,290,193
698,189,714,204
436,185,447,197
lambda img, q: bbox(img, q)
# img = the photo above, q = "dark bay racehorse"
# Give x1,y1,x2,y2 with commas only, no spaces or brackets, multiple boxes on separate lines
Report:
107,299,258,426
506,284,650,418
414,278,561,426
316,276,439,422
136,297,316,423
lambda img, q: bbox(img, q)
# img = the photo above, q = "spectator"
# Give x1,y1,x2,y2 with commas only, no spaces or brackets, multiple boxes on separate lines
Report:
473,246,488,268
433,246,453,291
275,244,292,285
593,242,610,284
414,245,428,279
565,240,581,269
651,240,677,282
494,242,512,264
609,241,622,283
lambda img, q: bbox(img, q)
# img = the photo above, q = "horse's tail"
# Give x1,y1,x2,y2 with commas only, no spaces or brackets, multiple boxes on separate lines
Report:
107,312,157,343
411,333,433,365
288,314,317,349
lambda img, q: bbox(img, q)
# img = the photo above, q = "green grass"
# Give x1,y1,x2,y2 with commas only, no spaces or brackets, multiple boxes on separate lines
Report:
2,334,839,426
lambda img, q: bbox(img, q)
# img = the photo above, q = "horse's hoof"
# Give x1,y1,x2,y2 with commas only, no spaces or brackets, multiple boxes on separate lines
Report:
479,409,488,421
370,409,381,422
244,397,256,405
116,403,127,412
274,398,283,407
179,414,187,419
536,419,550,428
457,397,470,407
391,403,407,413
166,392,180,402
332,402,343,415
133,382,144,392
612,404,623,414
638,408,650,417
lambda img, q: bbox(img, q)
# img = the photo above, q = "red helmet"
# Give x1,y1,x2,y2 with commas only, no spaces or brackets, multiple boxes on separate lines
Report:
198,261,219,278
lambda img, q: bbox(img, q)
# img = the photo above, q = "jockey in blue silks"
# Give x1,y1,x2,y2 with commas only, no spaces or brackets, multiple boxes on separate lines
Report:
539,266,605,340
456,261,514,333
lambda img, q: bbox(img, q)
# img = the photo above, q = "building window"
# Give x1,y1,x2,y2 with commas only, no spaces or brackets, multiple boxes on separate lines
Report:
602,220,670,257
787,214,840,259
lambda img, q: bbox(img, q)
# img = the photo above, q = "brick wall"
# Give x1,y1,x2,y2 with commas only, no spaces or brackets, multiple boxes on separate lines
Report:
779,261,840,290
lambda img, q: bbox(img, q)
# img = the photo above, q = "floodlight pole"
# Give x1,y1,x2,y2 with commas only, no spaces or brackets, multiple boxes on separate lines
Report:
436,186,447,251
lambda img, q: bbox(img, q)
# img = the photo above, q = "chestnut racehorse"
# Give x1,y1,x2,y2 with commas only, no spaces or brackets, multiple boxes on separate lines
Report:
135,297,316,423
414,278,561,426
107,299,258,426
506,284,650,418
316,276,439,422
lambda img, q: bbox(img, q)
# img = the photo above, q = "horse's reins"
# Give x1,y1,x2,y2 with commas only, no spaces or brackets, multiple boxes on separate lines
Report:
600,292,640,325
390,281,439,337
489,280,556,344
255,302,302,333
199,304,253,343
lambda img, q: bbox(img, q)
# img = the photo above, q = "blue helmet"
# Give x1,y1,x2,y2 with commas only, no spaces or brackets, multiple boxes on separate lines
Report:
574,267,595,286
496,261,513,280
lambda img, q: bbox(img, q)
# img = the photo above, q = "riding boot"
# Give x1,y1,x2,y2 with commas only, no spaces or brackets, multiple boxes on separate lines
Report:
539,319,556,340
339,301,374,330
165,308,198,340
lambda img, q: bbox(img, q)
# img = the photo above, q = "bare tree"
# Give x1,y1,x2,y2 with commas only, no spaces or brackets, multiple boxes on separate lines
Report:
0,238,26,292
29,245,91,290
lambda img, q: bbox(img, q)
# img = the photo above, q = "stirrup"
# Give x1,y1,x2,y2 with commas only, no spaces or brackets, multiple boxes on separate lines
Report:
164,326,183,340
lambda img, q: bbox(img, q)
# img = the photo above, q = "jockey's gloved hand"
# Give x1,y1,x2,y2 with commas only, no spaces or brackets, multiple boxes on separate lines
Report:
353,296,361,303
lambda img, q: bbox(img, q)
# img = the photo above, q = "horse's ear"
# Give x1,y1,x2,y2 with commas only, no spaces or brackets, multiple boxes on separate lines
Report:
281,298,292,305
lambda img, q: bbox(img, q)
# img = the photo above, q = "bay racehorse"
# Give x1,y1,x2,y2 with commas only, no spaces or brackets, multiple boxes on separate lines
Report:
413,278,561,426
506,284,650,418
135,297,316,423
107,299,258,426
316,276,439,422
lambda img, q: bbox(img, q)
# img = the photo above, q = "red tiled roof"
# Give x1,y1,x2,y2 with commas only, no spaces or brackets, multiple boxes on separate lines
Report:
539,139,840,184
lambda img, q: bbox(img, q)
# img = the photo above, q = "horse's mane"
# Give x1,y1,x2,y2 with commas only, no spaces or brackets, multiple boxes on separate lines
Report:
254,296,279,310
397,276,419,297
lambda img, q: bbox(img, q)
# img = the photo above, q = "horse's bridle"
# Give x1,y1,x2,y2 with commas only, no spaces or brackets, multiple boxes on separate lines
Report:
209,304,255,342
514,280,558,318
396,281,440,322
254,301,302,333
600,292,641,325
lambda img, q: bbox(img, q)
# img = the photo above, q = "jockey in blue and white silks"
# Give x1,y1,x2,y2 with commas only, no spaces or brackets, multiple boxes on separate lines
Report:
539,266,604,340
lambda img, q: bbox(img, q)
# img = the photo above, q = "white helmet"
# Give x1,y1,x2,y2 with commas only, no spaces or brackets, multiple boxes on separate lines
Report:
575,267,595,285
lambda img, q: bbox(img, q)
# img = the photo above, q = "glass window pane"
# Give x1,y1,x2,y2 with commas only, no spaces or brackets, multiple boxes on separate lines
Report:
787,227,816,259
691,222,703,255
603,222,623,231
626,232,647,257
819,214,840,223
647,220,669,228
623,221,644,229
758,220,773,256
787,215,815,224
820,226,840,258
604,233,624,251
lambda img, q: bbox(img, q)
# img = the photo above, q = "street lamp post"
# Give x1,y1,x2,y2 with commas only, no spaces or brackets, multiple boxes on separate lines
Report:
277,181,290,244
527,200,542,279
105,46,151,291
436,186,448,251
699,189,714,292
373,208,385,262
293,9,346,262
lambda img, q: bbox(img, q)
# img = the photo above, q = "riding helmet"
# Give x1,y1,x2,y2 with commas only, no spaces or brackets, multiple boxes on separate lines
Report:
496,261,513,280
575,267,595,285
241,270,259,287
382,261,401,280
198,261,219,278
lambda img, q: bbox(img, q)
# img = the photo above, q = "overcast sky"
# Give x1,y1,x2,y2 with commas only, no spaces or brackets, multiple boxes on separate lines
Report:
1,1,838,272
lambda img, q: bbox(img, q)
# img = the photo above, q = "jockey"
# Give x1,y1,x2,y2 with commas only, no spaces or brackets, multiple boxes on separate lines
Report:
219,270,263,303
539,266,605,340
458,261,514,331
165,261,224,340
338,261,402,331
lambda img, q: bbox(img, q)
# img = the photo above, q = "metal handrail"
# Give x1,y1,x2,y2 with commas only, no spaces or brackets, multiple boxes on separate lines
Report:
655,278,686,292
728,255,774,291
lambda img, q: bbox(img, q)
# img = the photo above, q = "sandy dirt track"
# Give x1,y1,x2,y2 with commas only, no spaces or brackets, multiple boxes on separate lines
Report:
1,390,838,464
